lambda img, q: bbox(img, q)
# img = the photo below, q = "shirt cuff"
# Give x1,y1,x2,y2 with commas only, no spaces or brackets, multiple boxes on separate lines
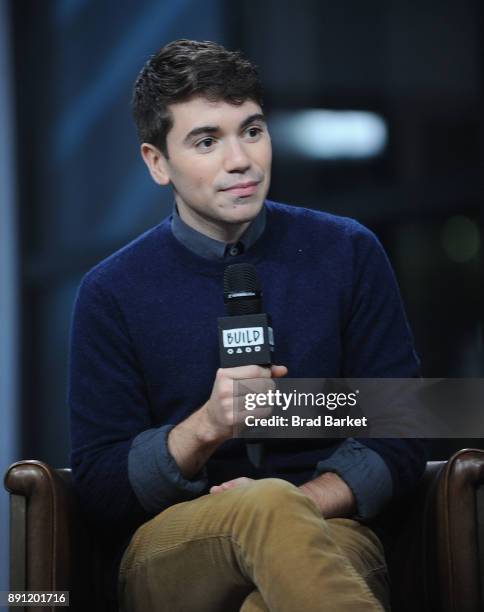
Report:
128,425,208,514
313,438,393,521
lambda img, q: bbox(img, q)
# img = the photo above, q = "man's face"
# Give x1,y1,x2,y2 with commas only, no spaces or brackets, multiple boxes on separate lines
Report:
147,97,272,238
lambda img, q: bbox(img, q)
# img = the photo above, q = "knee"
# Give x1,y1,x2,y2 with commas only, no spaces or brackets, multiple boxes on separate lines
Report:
223,478,322,542
205,478,320,528
244,477,295,499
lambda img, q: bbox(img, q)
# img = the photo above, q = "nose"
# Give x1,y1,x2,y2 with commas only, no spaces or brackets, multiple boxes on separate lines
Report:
223,138,251,174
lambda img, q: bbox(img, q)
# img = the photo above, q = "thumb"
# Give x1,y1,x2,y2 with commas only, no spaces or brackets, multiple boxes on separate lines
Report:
271,365,288,378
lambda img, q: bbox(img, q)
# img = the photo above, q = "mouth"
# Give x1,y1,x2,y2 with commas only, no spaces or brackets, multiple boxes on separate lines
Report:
221,181,260,197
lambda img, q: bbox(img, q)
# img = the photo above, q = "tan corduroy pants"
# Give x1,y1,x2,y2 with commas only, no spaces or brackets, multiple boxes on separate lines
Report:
118,478,390,612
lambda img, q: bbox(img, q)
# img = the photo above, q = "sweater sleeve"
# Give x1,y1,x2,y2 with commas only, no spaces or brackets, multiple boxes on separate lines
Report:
128,425,207,514
68,273,205,533
314,438,393,521
333,222,429,514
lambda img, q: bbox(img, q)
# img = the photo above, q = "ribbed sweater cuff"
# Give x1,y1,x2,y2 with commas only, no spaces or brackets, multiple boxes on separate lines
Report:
128,425,207,514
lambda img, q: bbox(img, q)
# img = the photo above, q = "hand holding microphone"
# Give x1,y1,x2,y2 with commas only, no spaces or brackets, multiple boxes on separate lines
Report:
201,364,288,443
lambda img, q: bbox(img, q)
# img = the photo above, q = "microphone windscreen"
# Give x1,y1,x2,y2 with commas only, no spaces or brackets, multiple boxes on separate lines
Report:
223,263,259,293
223,264,262,316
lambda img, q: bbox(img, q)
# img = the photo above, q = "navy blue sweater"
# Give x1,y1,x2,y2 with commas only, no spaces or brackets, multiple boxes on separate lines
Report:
69,200,427,596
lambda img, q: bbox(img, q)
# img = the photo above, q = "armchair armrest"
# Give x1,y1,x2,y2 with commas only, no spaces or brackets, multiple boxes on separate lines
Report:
4,460,96,611
434,448,484,612
389,449,484,612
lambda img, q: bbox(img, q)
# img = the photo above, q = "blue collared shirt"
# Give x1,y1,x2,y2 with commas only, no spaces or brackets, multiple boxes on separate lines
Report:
171,203,267,260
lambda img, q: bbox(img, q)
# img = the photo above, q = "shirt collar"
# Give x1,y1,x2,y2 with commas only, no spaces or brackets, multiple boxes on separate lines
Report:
171,202,266,261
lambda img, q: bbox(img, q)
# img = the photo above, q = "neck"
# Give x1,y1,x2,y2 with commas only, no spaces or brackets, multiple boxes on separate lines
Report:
176,203,250,243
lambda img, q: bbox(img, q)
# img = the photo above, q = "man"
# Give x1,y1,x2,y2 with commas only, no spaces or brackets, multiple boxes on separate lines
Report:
69,39,427,611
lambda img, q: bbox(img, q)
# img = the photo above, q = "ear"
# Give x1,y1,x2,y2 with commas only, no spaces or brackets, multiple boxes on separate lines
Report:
140,143,170,186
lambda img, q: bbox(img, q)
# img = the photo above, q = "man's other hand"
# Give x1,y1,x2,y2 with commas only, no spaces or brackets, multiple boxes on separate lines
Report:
209,477,255,494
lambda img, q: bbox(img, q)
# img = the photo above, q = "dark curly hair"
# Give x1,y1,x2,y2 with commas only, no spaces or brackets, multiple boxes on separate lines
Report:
131,39,263,157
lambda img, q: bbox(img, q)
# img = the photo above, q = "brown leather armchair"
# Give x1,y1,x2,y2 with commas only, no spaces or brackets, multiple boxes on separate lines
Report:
4,449,484,612
388,449,484,612
4,463,105,611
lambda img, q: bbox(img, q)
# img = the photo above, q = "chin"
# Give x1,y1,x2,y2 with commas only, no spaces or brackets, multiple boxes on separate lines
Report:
231,196,263,211
225,202,261,224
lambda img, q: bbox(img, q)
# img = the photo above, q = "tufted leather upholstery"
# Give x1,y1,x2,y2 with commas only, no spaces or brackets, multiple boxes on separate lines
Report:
5,449,484,611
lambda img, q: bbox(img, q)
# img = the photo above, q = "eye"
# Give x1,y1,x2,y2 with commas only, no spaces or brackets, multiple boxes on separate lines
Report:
245,126,263,140
195,137,216,150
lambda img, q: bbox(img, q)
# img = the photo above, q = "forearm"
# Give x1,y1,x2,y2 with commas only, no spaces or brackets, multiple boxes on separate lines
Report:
299,472,356,518
168,364,287,479
167,403,227,479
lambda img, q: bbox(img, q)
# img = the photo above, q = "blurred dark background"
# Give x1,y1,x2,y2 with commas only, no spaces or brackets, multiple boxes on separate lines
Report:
1,0,483,591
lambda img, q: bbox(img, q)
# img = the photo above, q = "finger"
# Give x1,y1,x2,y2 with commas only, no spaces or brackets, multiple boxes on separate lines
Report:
219,365,273,380
234,377,276,398
271,365,288,378
210,480,237,492
221,477,246,488
210,477,252,493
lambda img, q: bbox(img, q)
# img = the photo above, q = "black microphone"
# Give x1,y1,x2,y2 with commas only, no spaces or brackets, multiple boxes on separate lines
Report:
218,264,274,367
218,264,274,468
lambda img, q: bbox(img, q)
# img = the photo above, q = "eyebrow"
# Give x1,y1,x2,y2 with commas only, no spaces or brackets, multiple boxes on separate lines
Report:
183,113,267,145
